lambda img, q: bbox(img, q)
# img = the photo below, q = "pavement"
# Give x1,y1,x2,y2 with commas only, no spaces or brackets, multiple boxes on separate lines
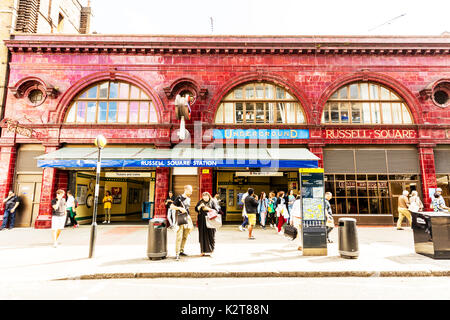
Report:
1,222,450,282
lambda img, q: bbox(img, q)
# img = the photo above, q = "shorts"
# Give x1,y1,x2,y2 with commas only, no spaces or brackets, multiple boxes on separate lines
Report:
247,214,257,226
52,214,67,230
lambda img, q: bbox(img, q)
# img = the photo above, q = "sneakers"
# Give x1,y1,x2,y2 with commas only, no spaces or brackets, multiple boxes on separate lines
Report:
179,252,188,256
238,225,244,232
108,221,111,224
102,221,107,224
397,227,404,230
175,254,180,261
297,246,303,251
248,236,255,240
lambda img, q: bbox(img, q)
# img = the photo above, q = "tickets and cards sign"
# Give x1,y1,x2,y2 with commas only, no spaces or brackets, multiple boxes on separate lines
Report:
324,129,417,139
213,129,309,140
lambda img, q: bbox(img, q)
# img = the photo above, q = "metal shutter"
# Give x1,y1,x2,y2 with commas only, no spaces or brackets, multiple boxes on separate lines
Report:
387,149,419,173
434,150,450,174
323,150,355,173
355,150,387,173
16,150,44,173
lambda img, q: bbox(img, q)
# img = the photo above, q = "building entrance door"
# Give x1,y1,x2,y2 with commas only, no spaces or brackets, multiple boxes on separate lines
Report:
15,175,42,227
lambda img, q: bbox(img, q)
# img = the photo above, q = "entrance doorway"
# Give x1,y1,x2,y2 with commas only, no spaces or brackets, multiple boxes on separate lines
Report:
14,174,42,227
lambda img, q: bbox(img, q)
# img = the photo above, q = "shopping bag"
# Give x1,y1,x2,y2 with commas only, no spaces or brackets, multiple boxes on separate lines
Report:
206,213,222,229
207,209,218,220
283,224,298,240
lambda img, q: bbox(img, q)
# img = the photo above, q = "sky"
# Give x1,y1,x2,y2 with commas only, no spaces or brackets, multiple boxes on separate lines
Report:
89,0,449,36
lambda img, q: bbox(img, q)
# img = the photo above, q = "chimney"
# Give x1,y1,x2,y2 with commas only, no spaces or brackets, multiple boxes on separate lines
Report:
79,1,92,34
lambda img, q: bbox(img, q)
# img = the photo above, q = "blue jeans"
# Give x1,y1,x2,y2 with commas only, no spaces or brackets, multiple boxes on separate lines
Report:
1,208,15,229
241,216,248,228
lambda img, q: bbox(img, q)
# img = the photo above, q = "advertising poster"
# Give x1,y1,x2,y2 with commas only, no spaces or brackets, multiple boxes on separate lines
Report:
111,187,122,204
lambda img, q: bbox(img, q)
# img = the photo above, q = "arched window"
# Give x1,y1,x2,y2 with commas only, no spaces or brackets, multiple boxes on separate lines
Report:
321,82,413,125
215,82,305,124
65,81,158,124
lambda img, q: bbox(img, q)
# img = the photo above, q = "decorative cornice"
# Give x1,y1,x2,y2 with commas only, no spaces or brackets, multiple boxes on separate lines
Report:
5,35,450,56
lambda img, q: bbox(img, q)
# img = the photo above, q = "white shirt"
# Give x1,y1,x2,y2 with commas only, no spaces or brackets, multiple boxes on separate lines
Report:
291,199,302,218
242,192,248,216
66,195,75,209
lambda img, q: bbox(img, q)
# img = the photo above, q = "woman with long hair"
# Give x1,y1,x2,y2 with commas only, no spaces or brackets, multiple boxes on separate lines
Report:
195,192,221,256
257,192,268,229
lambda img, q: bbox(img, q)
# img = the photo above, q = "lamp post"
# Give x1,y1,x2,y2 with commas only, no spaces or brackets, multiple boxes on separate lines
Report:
88,134,107,258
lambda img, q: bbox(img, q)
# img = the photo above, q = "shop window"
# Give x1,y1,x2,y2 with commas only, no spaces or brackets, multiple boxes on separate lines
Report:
215,82,306,124
322,82,413,125
65,81,158,124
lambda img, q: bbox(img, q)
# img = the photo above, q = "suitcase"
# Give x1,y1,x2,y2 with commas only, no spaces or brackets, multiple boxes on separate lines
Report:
283,224,298,240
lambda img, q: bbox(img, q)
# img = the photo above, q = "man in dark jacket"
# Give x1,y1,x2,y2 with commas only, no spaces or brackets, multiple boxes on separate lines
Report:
1,191,20,230
244,188,259,240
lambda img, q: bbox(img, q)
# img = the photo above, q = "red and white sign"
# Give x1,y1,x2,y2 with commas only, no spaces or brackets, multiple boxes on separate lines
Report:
324,129,417,140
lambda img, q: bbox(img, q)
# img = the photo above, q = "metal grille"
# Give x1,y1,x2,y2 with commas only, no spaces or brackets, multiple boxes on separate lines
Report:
323,150,355,173
355,150,387,173
434,150,450,174
387,149,419,173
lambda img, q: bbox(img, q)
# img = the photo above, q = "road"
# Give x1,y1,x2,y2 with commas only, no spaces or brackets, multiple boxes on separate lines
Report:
2,277,450,300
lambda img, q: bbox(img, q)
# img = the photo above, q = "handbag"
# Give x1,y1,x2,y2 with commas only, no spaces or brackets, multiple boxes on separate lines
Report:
176,198,189,225
206,212,222,229
283,224,298,240
326,214,334,228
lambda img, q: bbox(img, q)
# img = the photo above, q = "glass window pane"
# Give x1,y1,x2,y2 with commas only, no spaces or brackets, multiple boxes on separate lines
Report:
118,102,128,123
362,103,371,123
369,84,379,100
346,181,356,197
351,102,361,123
245,103,255,124
360,83,369,99
380,198,391,214
340,103,349,123
99,82,108,99
66,104,76,122
108,102,117,123
368,182,378,197
285,91,293,99
286,103,296,124
323,106,330,123
371,103,381,123
215,104,224,123
98,102,107,123
255,85,264,99
149,103,158,123
380,86,390,100
379,181,389,197
119,83,129,99
141,91,150,100
336,198,347,214
330,103,339,123
359,198,369,213
266,103,275,123
87,86,98,98
392,103,402,124
338,87,348,99
130,86,140,99
86,102,96,123
276,87,285,99
80,91,88,98
402,104,412,124
246,86,254,99
330,90,338,99
349,84,358,99
234,88,243,99
109,82,118,99
336,181,346,197
276,102,285,123
296,105,305,123
77,102,86,123
235,103,244,124
224,103,234,124
139,102,149,123
390,91,401,100
348,198,358,214
265,85,274,99
255,103,264,123
129,102,139,123
381,103,392,124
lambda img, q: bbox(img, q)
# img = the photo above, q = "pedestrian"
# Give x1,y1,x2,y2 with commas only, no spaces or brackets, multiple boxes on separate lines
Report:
0,190,20,230
431,188,449,212
51,189,66,247
397,190,411,230
408,190,424,213
165,191,176,228
170,185,194,260
195,192,220,256
257,192,268,229
290,195,303,251
244,188,259,240
66,190,78,228
276,191,288,234
239,190,249,232
325,192,334,243
267,192,277,228
102,190,113,224
212,193,221,211
287,189,296,224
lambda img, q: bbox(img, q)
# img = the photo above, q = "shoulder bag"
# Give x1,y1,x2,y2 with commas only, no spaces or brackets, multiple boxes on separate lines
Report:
176,199,189,225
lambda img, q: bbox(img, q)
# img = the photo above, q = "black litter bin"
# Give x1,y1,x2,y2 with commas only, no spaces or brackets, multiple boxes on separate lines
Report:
147,218,167,260
338,218,359,259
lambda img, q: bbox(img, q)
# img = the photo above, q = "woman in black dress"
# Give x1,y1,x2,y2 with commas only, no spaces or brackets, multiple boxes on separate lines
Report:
195,192,220,256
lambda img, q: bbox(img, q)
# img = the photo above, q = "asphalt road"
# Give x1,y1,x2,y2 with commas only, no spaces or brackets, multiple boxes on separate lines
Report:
2,277,450,300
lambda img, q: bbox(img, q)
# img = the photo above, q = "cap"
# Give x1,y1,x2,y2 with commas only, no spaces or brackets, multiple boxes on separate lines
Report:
436,188,443,192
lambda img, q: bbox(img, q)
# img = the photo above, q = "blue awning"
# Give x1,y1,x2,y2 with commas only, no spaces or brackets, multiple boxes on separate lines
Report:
36,147,319,169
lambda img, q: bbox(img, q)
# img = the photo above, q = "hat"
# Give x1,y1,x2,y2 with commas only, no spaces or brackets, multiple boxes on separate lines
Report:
436,188,443,192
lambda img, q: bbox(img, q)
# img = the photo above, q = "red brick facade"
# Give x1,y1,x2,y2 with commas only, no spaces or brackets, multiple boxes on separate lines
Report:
1,34,449,226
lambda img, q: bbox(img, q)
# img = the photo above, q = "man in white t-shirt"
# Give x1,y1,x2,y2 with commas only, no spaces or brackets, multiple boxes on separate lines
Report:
238,191,249,232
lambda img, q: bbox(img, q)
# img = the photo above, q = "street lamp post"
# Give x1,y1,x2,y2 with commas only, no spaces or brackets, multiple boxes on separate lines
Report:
88,135,107,258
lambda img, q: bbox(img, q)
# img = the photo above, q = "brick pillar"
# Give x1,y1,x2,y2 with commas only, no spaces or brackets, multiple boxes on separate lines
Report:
308,144,324,168
35,146,59,229
154,167,170,219
0,145,17,225
418,146,437,210
199,167,213,195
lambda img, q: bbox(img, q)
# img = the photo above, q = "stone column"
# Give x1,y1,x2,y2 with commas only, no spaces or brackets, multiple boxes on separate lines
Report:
0,145,17,225
418,145,437,210
34,145,59,229
153,167,170,219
